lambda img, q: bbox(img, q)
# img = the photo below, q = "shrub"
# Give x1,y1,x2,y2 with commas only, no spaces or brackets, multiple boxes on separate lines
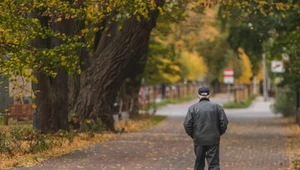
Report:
223,95,257,108
271,87,296,117
0,127,73,157
80,118,106,135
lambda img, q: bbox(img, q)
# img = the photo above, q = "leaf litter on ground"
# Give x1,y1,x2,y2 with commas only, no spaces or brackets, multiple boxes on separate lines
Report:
283,118,300,170
0,115,166,169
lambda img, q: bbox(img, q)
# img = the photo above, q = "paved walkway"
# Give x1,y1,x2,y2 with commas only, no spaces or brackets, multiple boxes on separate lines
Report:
14,95,289,170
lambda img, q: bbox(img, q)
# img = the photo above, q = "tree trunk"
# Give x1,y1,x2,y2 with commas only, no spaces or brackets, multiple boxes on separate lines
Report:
33,6,75,132
68,20,91,111
34,70,69,133
73,2,163,131
94,10,118,58
33,34,69,132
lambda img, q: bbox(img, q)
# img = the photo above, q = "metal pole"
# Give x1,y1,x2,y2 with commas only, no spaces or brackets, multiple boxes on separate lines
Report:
262,53,268,101
227,83,231,102
253,75,257,95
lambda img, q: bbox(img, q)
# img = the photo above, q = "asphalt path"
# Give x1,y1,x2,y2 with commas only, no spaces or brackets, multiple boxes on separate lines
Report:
14,95,289,170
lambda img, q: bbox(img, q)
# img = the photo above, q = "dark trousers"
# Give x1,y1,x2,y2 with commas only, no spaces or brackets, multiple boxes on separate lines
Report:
194,144,220,170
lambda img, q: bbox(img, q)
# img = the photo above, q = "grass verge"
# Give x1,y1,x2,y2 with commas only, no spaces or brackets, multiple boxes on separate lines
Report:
139,115,166,130
223,95,257,109
149,96,196,110
0,115,166,169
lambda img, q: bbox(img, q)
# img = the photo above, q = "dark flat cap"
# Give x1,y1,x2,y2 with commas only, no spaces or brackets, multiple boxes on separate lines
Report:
198,87,210,96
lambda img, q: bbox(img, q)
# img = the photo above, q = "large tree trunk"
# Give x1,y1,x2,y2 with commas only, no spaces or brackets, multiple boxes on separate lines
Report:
68,20,91,111
34,70,69,132
73,1,164,131
33,6,75,132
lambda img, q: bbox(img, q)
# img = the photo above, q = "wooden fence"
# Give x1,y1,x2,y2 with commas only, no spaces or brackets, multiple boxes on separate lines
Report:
145,83,200,104
218,83,259,103
232,84,259,103
112,83,204,124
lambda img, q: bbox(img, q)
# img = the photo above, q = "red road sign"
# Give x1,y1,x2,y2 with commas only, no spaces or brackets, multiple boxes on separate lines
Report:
224,67,234,77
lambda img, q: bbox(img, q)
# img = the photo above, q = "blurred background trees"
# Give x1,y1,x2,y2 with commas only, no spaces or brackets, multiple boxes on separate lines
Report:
219,0,299,118
0,0,299,132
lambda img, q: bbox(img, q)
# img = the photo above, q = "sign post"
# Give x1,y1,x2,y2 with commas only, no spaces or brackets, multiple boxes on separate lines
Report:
223,68,234,102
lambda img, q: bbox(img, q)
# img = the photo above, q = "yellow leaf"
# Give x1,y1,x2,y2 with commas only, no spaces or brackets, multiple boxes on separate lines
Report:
93,28,99,32
32,94,36,99
56,17,62,22
81,28,88,34
32,104,37,109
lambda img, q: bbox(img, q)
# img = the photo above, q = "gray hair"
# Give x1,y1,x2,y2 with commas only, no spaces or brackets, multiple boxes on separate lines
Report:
198,94,210,100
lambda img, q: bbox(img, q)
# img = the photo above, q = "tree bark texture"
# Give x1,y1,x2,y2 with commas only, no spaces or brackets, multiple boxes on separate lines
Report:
33,8,74,132
93,10,118,58
34,70,69,133
68,20,91,111
73,1,164,131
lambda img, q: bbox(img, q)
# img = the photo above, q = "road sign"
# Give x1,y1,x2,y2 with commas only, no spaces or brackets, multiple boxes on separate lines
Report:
271,60,285,73
224,67,234,76
224,77,234,84
223,67,234,84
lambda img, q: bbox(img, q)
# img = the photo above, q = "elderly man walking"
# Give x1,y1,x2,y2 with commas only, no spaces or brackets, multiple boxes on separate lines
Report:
183,87,228,170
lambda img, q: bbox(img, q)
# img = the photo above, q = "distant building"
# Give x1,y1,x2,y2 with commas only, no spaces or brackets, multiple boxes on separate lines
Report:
0,75,32,111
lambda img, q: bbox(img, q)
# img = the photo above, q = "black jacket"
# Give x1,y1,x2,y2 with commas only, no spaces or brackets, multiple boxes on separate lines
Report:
183,98,228,146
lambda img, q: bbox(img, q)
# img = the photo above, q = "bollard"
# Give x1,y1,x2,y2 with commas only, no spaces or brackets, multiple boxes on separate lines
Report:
121,111,129,126
113,114,119,125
